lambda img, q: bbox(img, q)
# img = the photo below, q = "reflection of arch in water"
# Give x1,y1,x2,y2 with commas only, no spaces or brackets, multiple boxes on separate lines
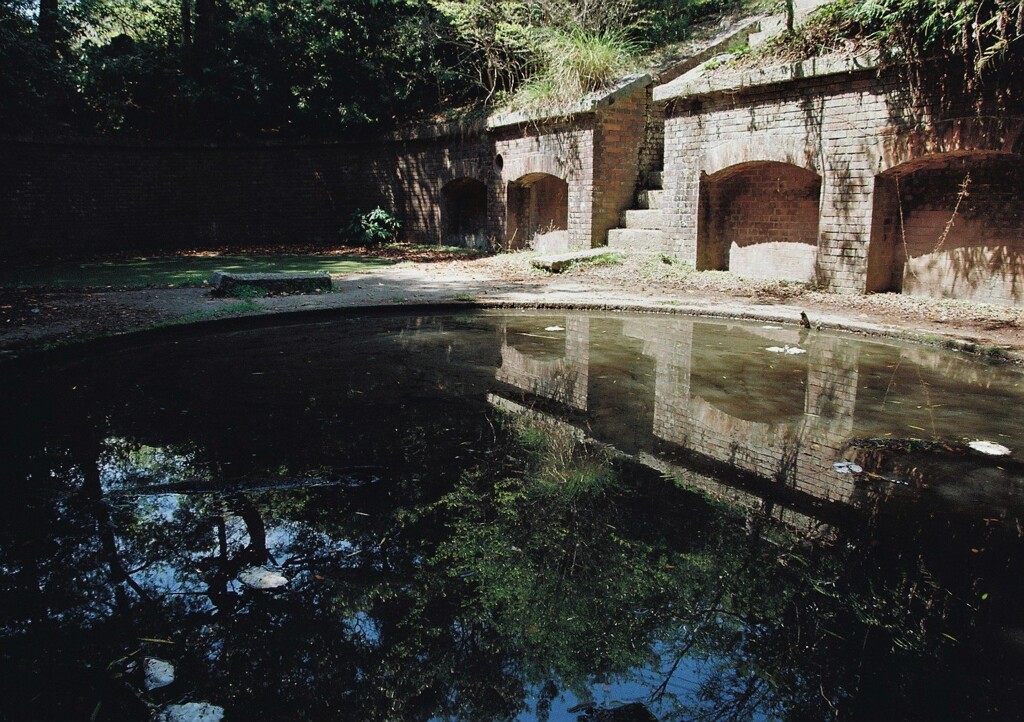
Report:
697,161,821,282
623,319,862,504
440,177,489,249
496,316,588,410
866,151,1024,305
506,173,569,251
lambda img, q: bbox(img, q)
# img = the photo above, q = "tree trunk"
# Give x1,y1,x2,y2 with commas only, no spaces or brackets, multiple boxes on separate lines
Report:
194,0,214,54
181,0,192,50
38,0,59,49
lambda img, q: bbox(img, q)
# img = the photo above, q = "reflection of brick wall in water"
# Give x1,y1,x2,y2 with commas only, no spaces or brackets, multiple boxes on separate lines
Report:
626,318,863,505
496,316,589,411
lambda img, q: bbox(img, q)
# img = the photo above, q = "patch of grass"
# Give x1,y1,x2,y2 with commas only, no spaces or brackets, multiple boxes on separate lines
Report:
452,293,478,302
507,26,639,111
588,252,624,266
640,254,694,280
0,254,394,290
159,300,263,327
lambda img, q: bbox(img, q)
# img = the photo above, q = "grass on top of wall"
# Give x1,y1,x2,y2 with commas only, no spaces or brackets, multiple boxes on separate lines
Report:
0,254,395,291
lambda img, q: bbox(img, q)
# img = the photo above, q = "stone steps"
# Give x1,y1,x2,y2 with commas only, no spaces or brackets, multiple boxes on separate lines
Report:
637,189,665,209
749,0,836,47
602,169,668,253
607,228,665,253
621,209,667,229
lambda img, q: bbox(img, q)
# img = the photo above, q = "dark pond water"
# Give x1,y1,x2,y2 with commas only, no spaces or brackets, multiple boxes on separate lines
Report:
1,309,1023,722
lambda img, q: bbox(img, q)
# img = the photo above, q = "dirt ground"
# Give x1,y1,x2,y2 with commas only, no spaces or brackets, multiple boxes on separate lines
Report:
1,249,1022,362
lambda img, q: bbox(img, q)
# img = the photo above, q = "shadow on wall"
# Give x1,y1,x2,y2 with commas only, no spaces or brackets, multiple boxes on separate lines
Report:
867,152,1024,305
696,161,821,282
506,173,569,252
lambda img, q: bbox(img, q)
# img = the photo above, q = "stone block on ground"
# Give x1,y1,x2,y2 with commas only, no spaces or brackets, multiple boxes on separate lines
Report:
210,270,332,296
531,248,622,273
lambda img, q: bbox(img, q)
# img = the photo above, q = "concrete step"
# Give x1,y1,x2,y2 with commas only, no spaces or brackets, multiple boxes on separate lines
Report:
637,189,665,210
607,228,665,253
749,16,785,47
621,209,668,230
646,170,663,189
750,0,834,47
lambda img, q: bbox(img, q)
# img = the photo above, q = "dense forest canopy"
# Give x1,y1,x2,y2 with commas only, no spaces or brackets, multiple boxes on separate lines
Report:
1,0,1021,139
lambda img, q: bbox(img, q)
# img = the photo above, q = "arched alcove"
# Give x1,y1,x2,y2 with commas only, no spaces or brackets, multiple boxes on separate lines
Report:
505,173,569,250
697,161,821,282
440,177,488,249
866,152,1024,305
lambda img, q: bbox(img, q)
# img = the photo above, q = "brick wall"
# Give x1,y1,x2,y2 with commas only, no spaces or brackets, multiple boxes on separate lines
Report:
593,87,649,245
662,65,1024,303
867,154,1024,304
494,120,595,250
698,161,821,281
0,139,384,260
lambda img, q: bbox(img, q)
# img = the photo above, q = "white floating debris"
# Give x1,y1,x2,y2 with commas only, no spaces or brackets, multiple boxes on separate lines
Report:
761,325,783,330
238,566,289,590
544,326,565,332
832,461,863,474
143,657,175,691
969,440,1012,456
765,345,807,355
156,703,225,722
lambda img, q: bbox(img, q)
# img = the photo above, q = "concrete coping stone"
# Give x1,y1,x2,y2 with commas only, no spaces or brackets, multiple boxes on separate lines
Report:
530,248,623,273
210,270,332,295
487,73,651,129
653,50,881,101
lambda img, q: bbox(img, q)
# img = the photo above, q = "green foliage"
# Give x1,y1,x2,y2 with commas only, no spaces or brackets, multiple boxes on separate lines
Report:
510,25,639,108
2,0,477,136
343,207,402,246
846,0,1024,75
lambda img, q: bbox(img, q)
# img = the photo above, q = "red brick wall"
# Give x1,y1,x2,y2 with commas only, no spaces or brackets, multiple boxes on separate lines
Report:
0,139,382,260
867,153,1024,304
697,161,821,281
593,87,648,245
663,65,1024,303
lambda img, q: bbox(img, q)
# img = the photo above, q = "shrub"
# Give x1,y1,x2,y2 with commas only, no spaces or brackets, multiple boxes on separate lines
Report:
343,207,401,246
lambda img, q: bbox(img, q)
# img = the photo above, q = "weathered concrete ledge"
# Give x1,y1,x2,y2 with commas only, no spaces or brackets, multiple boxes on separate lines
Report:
530,248,623,273
653,50,881,101
210,271,332,295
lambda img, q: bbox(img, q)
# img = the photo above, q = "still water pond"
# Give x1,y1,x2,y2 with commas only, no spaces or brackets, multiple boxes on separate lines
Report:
1,310,1023,721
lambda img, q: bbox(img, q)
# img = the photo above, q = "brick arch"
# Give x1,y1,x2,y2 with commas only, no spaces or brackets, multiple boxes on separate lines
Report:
501,153,567,185
701,136,820,178
866,116,1024,175
437,160,488,189
505,171,569,250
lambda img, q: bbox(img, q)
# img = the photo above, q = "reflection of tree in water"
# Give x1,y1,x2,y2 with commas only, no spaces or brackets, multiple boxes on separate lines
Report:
436,412,1023,721
2,399,1024,720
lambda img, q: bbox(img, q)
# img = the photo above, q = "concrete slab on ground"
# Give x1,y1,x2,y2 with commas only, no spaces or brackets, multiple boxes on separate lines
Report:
530,248,622,273
210,271,332,295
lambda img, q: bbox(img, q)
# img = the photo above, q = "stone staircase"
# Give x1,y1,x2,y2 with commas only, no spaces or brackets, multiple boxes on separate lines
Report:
607,170,669,254
748,0,835,47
